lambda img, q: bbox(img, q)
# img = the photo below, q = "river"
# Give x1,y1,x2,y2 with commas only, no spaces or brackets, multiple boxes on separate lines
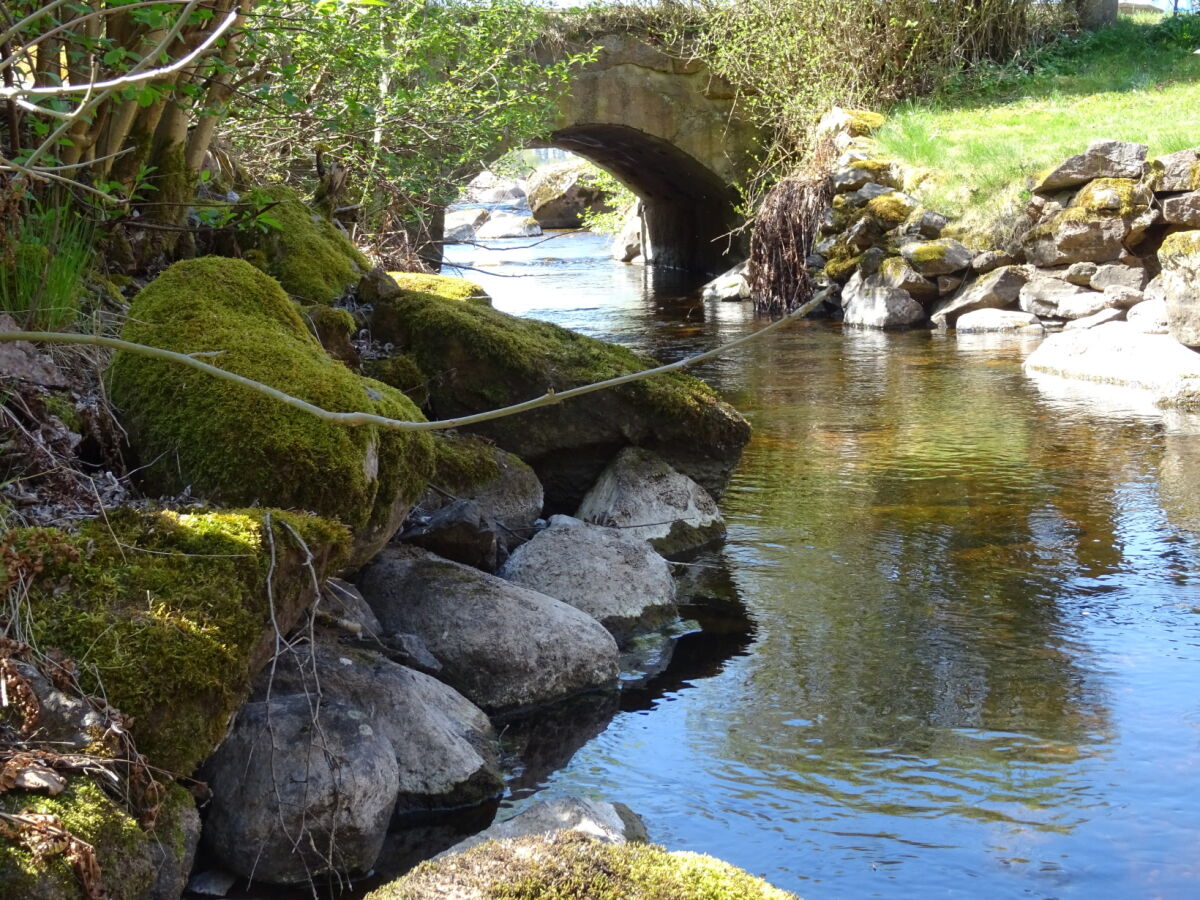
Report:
443,231,1200,899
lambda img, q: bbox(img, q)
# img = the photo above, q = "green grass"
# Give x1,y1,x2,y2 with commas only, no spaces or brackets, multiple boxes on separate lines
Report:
0,201,95,330
876,14,1200,237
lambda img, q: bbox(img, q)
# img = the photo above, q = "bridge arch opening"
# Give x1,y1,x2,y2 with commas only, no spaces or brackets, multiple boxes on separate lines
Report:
539,124,743,276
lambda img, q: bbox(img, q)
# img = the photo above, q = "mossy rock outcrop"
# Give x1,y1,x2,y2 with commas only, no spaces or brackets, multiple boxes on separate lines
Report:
2,507,348,774
255,185,370,302
370,290,750,510
386,271,492,306
366,831,797,900
108,257,435,565
0,779,199,900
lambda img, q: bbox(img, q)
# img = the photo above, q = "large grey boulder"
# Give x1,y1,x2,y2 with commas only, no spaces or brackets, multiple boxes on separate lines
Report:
702,261,751,301
1127,297,1170,334
499,515,677,640
439,797,647,859
1019,271,1109,320
576,447,725,557
899,238,974,276
1162,192,1200,228
1024,321,1200,407
444,208,488,244
1034,140,1147,192
840,269,925,328
357,546,620,711
955,308,1044,335
528,160,608,228
1159,230,1200,347
250,642,503,815
476,210,542,239
201,696,399,884
931,265,1028,330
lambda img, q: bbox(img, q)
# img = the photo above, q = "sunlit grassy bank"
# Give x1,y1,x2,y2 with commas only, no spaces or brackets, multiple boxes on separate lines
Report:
876,14,1200,235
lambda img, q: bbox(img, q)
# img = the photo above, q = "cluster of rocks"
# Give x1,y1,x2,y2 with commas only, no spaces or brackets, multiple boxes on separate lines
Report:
709,108,1200,407
811,136,1189,336
194,439,738,890
445,159,614,244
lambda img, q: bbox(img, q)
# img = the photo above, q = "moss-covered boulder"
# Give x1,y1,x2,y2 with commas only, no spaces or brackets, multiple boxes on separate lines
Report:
387,271,492,306
108,257,436,565
1,507,348,774
368,290,750,510
300,303,358,364
365,831,797,900
255,185,370,302
0,779,199,900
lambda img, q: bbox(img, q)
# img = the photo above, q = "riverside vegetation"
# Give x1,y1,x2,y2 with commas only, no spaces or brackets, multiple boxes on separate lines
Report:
4,1,1200,898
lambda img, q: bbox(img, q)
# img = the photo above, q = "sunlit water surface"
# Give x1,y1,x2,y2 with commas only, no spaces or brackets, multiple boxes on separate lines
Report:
442,233,1200,900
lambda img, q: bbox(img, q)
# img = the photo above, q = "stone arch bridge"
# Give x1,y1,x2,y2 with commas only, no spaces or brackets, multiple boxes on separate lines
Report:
531,33,761,275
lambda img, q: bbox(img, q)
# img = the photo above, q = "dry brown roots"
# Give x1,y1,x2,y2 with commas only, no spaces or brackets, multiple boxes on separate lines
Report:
748,142,836,316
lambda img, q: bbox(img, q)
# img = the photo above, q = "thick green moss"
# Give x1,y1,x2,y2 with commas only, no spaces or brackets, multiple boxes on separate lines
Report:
823,239,864,281
107,258,435,541
367,831,797,900
0,779,197,900
259,185,370,303
363,354,430,408
865,192,917,227
432,432,502,493
376,289,726,431
387,271,492,306
10,507,348,773
301,303,358,364
0,781,152,898
844,108,885,136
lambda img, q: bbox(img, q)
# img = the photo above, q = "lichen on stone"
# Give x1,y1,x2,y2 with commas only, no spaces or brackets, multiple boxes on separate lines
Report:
865,192,916,227
1160,229,1200,262
844,109,885,136
366,831,797,900
823,239,864,281
1069,178,1147,217
107,257,436,544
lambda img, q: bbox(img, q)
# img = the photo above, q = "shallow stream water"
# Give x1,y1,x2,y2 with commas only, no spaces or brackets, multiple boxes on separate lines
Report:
442,232,1200,900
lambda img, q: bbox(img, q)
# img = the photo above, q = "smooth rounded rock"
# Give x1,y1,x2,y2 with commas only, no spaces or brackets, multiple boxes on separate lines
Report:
499,515,677,640
357,546,620,712
576,446,725,558
201,696,399,884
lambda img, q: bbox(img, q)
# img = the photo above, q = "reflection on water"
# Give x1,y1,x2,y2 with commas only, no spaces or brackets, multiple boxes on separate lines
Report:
458,233,1200,899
